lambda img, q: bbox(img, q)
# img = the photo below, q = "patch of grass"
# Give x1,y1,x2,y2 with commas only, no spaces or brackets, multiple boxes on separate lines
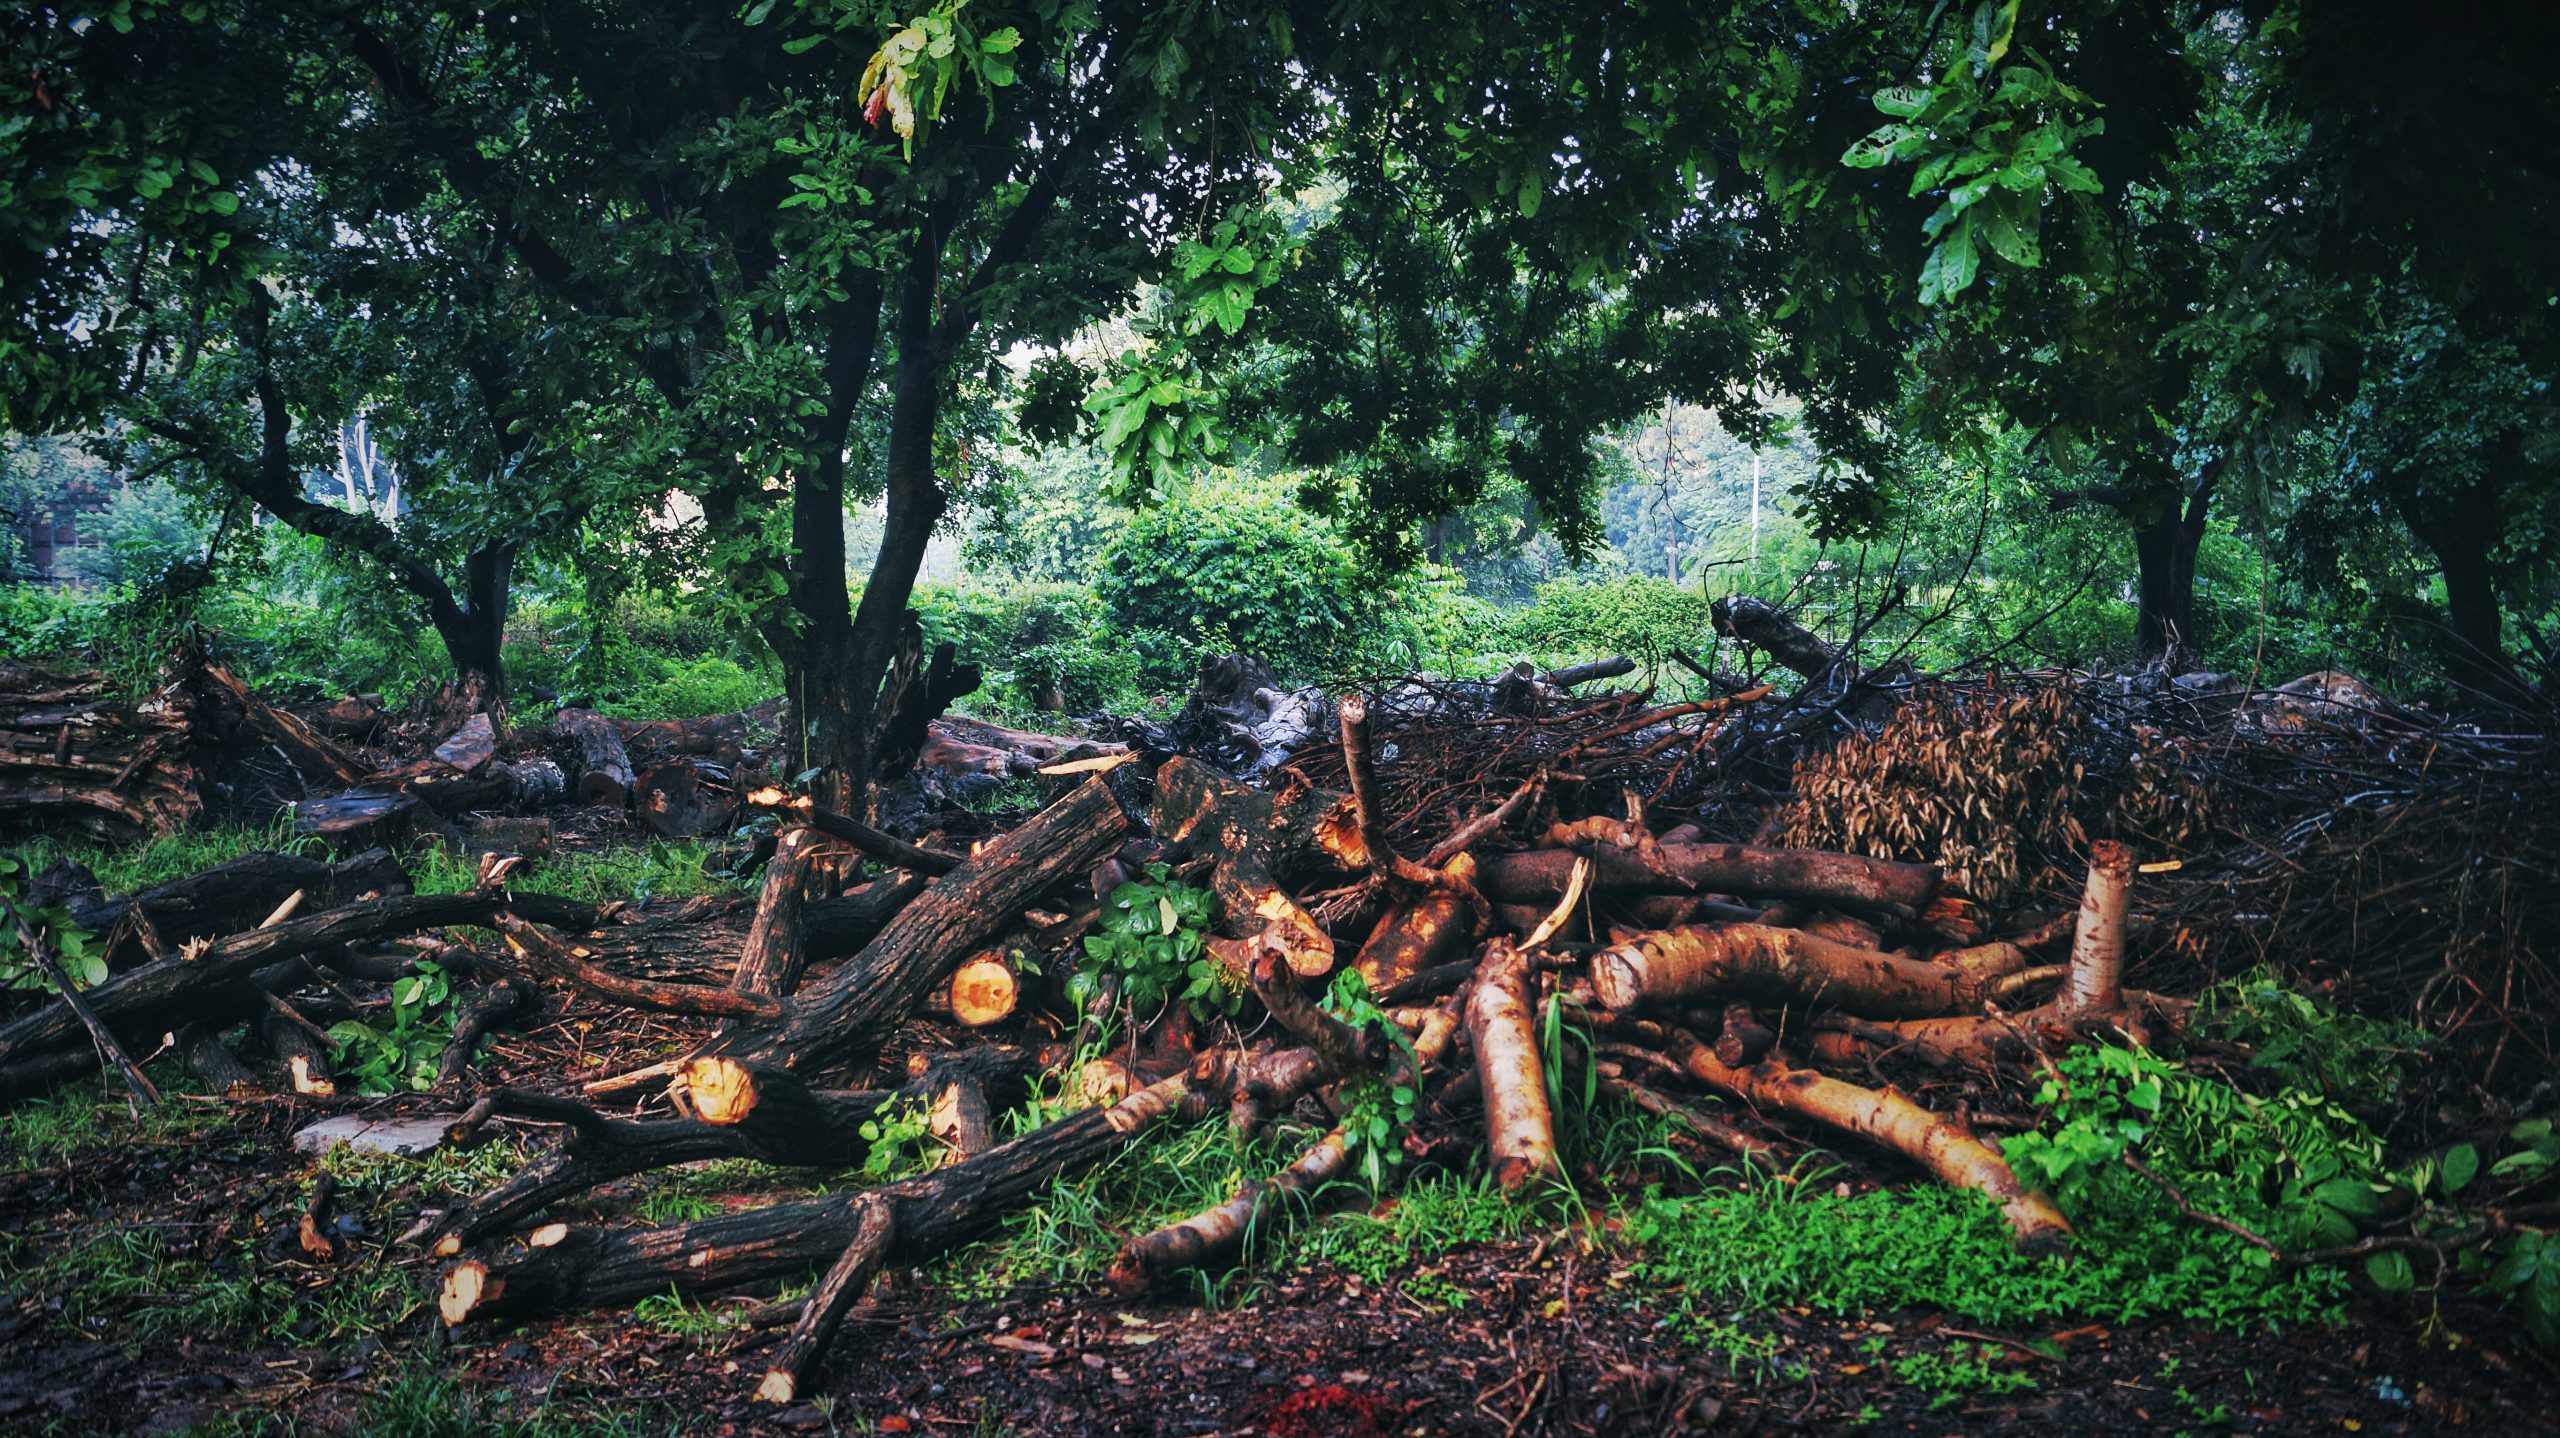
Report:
6,1225,299,1341
628,1156,821,1225
1280,1170,1540,1312
0,1064,226,1165
1621,1159,2347,1333
319,1133,532,1197
1879,1339,2039,1410
12,815,318,897
632,1287,753,1344
933,1115,1265,1302
407,839,738,906
955,776,1043,819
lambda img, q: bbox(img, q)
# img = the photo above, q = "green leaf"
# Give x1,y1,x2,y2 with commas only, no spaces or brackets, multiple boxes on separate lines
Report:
2442,1142,2480,1195
2311,1177,2380,1218
2365,1251,2415,1292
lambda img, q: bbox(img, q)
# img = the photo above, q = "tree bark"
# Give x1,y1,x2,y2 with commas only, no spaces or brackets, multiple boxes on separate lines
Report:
1467,940,1559,1192
2400,475,2532,705
557,709,635,808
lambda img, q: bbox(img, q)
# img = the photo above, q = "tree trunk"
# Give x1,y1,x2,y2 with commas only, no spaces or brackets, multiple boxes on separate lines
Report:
2130,466,2216,667
2400,476,2530,706
427,541,513,720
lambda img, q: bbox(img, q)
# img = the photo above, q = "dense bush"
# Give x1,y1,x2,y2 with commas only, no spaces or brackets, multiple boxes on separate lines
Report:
914,581,1140,715
1497,574,1714,663
1095,483,1477,690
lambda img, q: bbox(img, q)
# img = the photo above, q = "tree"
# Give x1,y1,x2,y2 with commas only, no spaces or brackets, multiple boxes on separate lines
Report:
0,7,616,713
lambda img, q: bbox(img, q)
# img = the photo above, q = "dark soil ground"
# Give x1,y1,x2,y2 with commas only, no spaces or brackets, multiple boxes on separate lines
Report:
5,1075,2553,1438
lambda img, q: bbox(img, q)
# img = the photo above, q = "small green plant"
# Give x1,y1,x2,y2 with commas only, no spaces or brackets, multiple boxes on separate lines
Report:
854,1098,941,1182
326,960,457,1094
1321,971,1420,1189
634,1287,750,1342
1888,1341,2037,1410
2002,1042,2388,1253
1680,1316,1791,1386
2194,968,2430,1106
1076,864,1237,1022
0,853,108,993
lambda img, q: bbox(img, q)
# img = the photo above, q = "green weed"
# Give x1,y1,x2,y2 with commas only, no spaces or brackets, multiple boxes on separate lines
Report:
1885,1340,2038,1410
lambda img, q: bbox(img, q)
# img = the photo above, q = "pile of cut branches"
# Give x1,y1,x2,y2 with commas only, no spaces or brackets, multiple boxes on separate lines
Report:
0,661,2166,1407
7,630,2546,1408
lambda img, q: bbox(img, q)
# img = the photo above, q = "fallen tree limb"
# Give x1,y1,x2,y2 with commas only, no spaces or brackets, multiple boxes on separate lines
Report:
438,1053,1235,1325
492,914,788,1021
1590,923,1999,1019
1468,939,1558,1192
704,776,1128,1078
1475,844,1938,912
0,892,601,1090
1655,1026,2070,1253
745,788,963,876
11,913,158,1107
1152,758,1338,979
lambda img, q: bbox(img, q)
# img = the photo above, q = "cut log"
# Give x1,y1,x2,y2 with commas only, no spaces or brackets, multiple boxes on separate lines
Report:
1351,854,1479,990
436,1055,1233,1323
294,789,420,855
728,827,835,1003
1656,1026,2070,1253
1466,940,1558,1192
1475,844,1938,912
557,708,635,807
464,816,554,859
1589,924,1991,1019
928,954,1020,1028
427,1049,1037,1253
703,777,1129,1079
2061,840,2133,1017
637,759,736,839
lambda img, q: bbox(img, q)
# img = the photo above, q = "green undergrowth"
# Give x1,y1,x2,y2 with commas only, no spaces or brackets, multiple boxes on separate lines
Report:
11,819,739,913
0,1060,228,1164
1624,1167,2345,1336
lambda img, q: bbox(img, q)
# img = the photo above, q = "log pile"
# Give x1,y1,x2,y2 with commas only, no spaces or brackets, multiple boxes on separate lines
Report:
1,651,364,842
5,624,2542,1410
